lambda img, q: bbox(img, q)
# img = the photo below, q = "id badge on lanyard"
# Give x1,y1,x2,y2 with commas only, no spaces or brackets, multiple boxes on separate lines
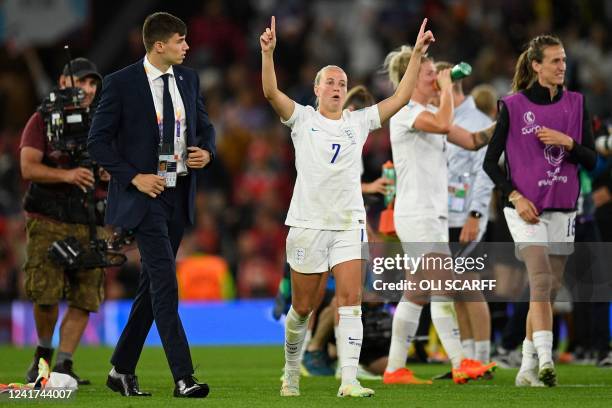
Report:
158,144,177,187
157,116,178,188
448,174,470,213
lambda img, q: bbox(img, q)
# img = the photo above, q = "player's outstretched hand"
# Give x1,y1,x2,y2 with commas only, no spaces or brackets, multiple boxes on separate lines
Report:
413,18,435,54
260,16,277,54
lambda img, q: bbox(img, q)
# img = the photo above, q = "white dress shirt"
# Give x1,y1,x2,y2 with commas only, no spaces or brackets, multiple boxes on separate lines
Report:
143,55,188,174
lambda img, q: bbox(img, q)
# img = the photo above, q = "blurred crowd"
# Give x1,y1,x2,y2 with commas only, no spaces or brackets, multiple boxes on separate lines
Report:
0,0,611,304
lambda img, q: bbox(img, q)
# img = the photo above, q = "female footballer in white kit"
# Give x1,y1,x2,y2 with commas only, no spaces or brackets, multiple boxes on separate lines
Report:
382,46,496,385
260,16,434,397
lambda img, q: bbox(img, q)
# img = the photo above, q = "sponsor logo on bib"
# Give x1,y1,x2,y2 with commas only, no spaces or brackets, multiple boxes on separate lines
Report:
521,110,542,135
544,145,566,166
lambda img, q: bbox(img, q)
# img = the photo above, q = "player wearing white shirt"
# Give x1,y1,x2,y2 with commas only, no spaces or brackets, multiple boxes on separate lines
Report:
283,103,381,231
259,16,434,398
426,62,493,378
382,46,496,385
391,101,448,225
435,62,496,375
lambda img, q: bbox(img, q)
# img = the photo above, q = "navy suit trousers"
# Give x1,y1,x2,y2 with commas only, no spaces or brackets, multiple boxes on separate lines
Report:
111,176,193,381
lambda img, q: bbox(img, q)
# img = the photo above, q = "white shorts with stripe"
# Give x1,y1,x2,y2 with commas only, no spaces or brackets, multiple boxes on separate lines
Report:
503,207,576,256
286,227,368,274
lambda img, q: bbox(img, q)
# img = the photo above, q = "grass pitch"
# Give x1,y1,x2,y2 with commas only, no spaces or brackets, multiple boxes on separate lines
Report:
1,345,611,407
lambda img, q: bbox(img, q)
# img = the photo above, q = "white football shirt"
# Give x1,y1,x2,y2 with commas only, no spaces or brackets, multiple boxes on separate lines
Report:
390,101,448,218
282,103,381,230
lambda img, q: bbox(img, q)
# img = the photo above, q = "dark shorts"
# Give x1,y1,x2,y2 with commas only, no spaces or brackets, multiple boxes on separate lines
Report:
360,340,390,366
23,216,105,312
360,304,392,366
448,227,487,263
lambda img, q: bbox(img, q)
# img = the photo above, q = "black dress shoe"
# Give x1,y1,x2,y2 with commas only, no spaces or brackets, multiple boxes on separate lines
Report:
53,359,91,385
106,369,151,397
26,346,54,383
174,376,209,398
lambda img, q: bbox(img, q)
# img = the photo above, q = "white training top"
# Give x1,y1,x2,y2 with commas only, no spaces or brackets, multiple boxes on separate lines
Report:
282,102,381,230
447,96,494,233
390,101,448,218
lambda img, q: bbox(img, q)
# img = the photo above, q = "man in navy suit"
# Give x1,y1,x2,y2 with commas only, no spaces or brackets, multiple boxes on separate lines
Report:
88,12,215,398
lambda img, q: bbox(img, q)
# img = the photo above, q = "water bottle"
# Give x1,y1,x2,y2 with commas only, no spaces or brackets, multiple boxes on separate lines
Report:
436,62,472,90
379,161,397,236
450,62,472,81
382,161,396,206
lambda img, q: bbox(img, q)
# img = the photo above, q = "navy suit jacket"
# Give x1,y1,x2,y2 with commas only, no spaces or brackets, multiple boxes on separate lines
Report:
88,59,215,229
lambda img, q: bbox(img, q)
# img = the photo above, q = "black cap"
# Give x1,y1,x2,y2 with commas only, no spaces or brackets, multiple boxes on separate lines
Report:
62,57,102,82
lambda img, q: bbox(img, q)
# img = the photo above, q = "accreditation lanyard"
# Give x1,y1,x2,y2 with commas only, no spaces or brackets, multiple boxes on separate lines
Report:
156,111,178,188
146,66,182,187
448,173,471,213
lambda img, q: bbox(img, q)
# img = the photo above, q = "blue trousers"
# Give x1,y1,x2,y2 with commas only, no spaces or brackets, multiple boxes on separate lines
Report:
111,176,193,381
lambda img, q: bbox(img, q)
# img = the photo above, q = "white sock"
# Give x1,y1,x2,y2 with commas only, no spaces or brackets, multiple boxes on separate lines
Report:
284,306,311,374
519,339,538,373
461,339,475,360
337,306,363,385
533,330,554,368
386,299,422,372
475,340,490,363
430,298,464,369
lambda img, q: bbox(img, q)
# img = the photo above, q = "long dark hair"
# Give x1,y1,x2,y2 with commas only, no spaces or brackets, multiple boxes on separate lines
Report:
511,35,563,93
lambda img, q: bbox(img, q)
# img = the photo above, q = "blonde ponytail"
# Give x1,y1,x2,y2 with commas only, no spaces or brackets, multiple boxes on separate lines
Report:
383,45,429,89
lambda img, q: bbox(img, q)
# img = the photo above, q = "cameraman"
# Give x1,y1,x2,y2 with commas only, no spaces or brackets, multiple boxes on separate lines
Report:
19,58,104,385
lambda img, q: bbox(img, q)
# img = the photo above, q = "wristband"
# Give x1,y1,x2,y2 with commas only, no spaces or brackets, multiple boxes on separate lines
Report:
508,192,523,203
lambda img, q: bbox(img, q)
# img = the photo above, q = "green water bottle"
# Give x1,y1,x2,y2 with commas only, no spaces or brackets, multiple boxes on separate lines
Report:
382,161,396,206
450,62,472,81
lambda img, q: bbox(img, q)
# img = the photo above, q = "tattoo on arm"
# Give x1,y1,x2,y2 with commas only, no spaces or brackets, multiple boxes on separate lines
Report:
472,123,496,149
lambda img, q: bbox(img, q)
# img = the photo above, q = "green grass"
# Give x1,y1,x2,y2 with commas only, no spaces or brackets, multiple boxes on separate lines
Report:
1,346,612,407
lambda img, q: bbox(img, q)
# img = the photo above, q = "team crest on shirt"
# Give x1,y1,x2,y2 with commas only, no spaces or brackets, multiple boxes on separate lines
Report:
342,127,357,145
